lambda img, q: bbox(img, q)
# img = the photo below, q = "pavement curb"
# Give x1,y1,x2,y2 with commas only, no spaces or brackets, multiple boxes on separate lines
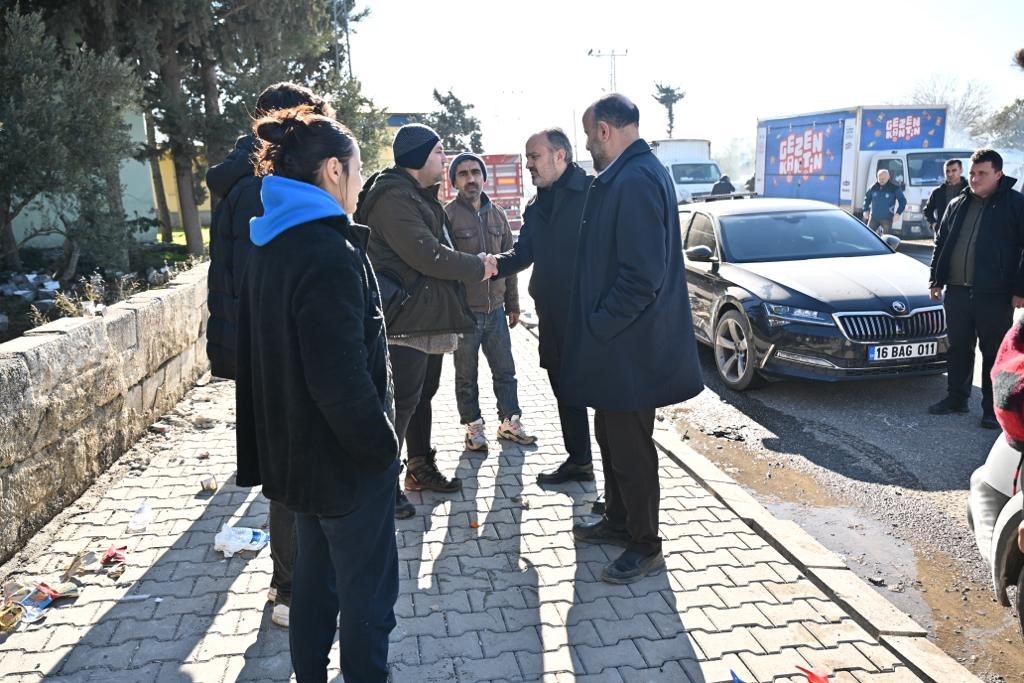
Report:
652,423,981,683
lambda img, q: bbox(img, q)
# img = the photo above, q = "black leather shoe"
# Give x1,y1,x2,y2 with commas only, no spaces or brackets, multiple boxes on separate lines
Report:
572,517,630,547
395,489,415,519
928,396,969,415
601,549,666,584
981,413,1000,430
537,461,594,484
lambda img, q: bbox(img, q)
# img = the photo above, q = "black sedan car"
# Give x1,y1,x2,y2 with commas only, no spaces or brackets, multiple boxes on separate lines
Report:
681,198,948,390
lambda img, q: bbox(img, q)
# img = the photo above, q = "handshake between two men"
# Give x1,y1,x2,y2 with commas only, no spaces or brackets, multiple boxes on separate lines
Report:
478,252,498,280
475,252,519,328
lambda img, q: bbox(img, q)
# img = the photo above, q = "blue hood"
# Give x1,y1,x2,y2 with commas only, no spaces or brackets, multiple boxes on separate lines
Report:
250,175,345,246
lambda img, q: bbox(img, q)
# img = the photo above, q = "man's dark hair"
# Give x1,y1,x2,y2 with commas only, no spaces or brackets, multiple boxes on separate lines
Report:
540,128,573,163
589,94,640,129
944,158,962,169
971,148,1003,171
1015,48,1024,71
255,82,333,118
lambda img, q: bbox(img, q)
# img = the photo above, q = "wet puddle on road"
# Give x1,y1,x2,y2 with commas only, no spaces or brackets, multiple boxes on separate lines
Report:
676,421,1024,682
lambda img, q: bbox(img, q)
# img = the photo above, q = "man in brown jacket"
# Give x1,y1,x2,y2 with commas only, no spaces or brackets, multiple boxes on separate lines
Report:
445,153,536,451
354,126,496,518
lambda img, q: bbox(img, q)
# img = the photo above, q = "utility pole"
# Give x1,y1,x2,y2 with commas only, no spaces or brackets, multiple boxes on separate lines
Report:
587,49,628,91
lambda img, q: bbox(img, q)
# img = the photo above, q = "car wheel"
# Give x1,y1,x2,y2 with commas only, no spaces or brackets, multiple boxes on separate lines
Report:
714,310,761,391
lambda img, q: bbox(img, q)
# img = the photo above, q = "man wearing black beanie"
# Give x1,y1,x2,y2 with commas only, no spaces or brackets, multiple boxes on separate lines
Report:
355,124,496,518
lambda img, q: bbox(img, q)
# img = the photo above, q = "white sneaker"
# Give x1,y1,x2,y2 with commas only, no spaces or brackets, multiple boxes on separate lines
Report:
271,602,289,628
267,587,277,603
464,418,489,451
497,415,536,444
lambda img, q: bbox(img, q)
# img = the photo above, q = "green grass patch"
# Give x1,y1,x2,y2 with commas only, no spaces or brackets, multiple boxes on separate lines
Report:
170,226,211,248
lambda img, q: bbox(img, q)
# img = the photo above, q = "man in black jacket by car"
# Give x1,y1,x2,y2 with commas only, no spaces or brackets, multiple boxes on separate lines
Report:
204,82,332,628
495,128,595,484
928,149,1024,429
923,158,968,236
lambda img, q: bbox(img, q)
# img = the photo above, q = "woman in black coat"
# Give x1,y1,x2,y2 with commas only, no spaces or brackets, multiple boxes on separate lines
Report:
235,106,399,683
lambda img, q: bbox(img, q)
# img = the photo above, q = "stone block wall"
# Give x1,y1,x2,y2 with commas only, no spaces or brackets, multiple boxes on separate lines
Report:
0,263,210,564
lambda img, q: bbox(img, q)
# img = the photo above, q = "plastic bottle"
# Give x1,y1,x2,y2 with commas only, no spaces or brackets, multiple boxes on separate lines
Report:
127,501,153,532
213,524,270,557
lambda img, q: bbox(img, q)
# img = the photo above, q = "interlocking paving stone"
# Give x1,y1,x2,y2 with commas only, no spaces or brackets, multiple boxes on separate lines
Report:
0,313,967,682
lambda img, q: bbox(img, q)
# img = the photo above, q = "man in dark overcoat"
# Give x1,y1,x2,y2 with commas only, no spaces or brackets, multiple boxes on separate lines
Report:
563,94,704,583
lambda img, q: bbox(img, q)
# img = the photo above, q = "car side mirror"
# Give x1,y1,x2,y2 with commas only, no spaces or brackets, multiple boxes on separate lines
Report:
883,235,901,251
684,245,716,262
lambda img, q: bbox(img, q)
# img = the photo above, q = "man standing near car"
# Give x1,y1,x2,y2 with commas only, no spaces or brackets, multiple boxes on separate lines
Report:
924,159,968,237
494,129,596,484
445,152,536,451
563,94,703,584
863,169,907,236
928,148,1024,429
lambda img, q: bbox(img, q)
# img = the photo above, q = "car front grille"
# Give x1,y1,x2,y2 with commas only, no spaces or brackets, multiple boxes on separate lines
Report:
834,308,945,342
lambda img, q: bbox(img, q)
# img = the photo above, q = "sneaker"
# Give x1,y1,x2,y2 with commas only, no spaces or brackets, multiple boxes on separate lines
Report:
395,489,416,519
267,587,277,603
405,455,462,493
497,415,537,444
271,602,289,628
928,395,969,415
464,418,489,451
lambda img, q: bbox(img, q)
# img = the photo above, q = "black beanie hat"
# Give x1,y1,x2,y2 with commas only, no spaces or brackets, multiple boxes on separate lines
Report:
448,152,487,186
393,123,441,169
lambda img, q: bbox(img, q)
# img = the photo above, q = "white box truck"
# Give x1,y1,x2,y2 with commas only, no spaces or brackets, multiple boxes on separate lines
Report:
650,138,722,204
754,106,971,236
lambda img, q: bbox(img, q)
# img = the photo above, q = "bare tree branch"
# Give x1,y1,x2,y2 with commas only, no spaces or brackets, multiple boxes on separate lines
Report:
908,76,991,143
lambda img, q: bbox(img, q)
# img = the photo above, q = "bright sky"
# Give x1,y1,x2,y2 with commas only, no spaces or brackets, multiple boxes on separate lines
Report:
350,0,1023,161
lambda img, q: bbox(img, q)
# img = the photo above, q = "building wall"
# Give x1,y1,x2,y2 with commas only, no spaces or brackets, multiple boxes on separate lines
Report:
11,112,159,250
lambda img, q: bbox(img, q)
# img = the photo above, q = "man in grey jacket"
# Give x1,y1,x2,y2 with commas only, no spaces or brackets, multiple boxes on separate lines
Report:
445,153,536,451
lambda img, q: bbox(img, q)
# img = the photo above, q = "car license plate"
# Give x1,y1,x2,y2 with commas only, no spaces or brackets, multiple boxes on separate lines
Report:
868,341,937,361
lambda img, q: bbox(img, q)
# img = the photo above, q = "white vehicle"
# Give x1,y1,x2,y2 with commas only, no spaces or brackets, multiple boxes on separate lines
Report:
969,433,1024,634
754,106,970,237
650,139,723,204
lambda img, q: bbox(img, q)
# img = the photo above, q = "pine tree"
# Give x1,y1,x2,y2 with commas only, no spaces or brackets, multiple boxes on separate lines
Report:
422,89,484,153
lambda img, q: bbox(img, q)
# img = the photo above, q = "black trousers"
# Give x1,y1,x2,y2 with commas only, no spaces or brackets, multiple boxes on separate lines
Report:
944,285,1013,413
546,368,592,465
594,407,661,554
289,460,398,683
389,345,443,460
268,500,295,605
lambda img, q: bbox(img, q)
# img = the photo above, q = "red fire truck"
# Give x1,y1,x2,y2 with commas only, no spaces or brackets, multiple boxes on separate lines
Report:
440,153,525,231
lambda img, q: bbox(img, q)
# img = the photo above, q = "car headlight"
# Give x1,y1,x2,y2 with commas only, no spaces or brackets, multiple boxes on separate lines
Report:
764,303,835,327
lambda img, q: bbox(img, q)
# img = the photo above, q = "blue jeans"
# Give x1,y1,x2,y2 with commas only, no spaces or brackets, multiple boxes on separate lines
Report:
289,460,399,683
454,306,521,424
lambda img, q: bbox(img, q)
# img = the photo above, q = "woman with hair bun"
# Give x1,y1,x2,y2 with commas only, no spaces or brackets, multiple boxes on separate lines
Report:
234,105,399,683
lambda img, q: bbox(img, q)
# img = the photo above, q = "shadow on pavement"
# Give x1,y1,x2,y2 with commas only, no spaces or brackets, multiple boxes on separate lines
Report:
40,482,274,681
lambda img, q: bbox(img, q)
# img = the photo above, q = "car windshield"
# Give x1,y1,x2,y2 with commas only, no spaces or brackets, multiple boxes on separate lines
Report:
671,163,721,185
720,210,892,263
907,152,968,187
